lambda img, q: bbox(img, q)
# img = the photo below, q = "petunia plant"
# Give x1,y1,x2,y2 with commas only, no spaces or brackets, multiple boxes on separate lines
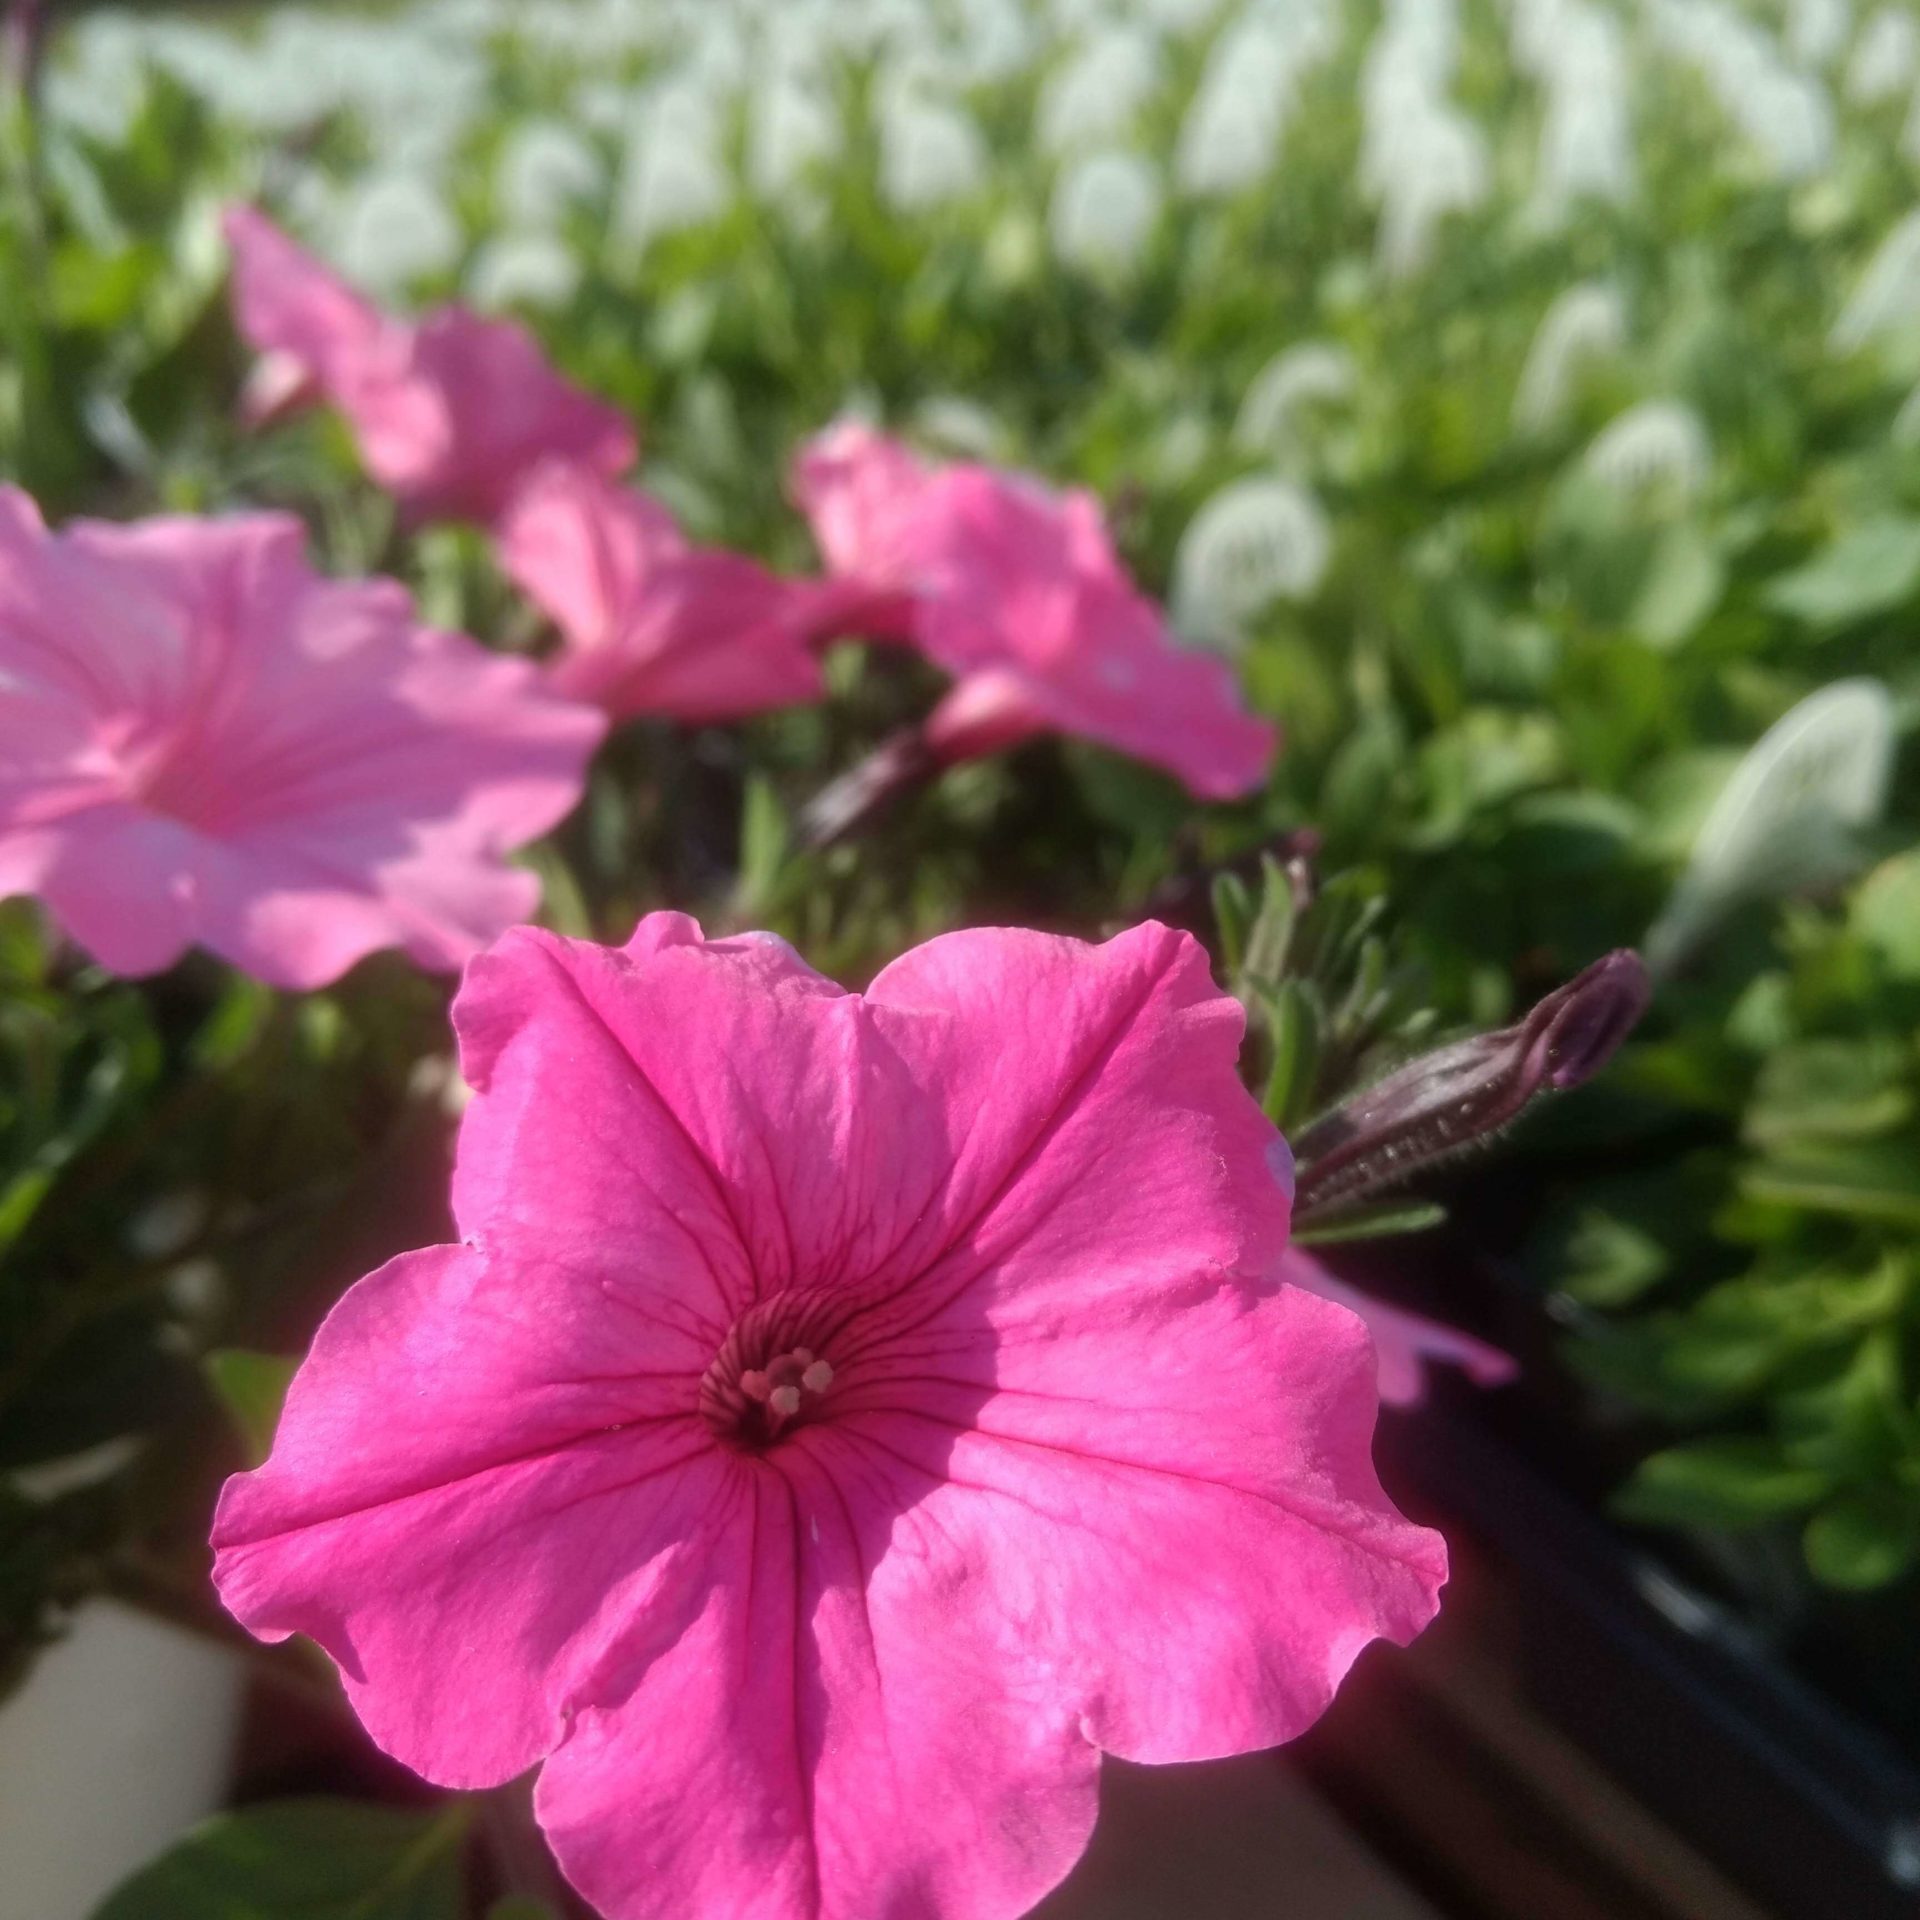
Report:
6,0,1920,1910
78,863,1647,1920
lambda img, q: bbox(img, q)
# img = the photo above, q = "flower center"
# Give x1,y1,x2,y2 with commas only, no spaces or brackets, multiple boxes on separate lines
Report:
700,1289,850,1451
101,712,229,831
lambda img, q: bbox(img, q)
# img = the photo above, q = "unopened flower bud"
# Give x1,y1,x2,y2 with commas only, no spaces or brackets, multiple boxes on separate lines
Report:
1292,950,1650,1218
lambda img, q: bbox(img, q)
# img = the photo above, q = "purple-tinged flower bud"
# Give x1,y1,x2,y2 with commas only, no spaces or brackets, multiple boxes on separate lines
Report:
3,0,47,102
1292,950,1650,1218
800,725,940,846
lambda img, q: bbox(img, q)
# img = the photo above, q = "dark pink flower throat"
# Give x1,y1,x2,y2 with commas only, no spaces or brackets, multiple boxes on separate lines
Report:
700,1289,850,1451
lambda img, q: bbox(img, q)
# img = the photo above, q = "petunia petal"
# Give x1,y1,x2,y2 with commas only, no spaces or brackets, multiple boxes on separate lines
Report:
833,924,1442,1761
535,1452,1100,1920
212,1242,739,1788
383,310,636,525
222,204,387,391
450,929,775,1344
32,809,201,977
859,920,1288,1310
499,467,826,723
497,459,687,653
224,208,635,526
212,913,1447,1920
1281,1249,1518,1409
454,923,969,1309
916,488,1277,800
789,421,936,590
836,1283,1445,1768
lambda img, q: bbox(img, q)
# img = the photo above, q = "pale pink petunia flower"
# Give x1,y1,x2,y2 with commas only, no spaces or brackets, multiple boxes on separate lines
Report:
0,488,603,988
789,423,1277,799
224,206,636,525
212,913,1447,1920
497,462,827,723
1281,1247,1518,1409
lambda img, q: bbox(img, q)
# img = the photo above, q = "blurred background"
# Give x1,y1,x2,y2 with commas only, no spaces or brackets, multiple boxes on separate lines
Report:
1,1,1918,1916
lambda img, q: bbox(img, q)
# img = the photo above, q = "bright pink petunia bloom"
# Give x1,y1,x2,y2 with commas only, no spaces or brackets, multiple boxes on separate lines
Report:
0,488,603,988
789,424,1277,799
497,462,827,723
212,913,1446,1920
1281,1248,1518,1409
224,206,636,525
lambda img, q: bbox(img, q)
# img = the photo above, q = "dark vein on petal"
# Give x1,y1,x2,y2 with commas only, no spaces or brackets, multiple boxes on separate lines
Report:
532,945,760,1316
834,955,1177,1353
780,1470,823,1920
221,1420,704,1550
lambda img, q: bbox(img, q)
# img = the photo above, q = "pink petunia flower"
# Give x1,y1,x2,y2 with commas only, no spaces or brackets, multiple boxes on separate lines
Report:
224,206,636,525
912,468,1278,800
787,418,932,641
497,462,827,723
1281,1248,1518,1410
790,423,1277,799
0,488,603,988
212,913,1447,1920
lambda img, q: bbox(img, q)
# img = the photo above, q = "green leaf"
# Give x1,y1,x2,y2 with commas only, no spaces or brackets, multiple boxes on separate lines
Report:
1765,517,1920,628
1320,709,1406,844
1538,1204,1670,1308
1241,855,1299,986
92,1798,471,1920
189,976,275,1071
1631,525,1724,649
1210,871,1253,979
0,1164,55,1253
204,1351,298,1468
1852,852,1920,980
1615,1438,1831,1531
1635,748,1746,862
1259,979,1320,1130
735,774,791,915
518,844,592,941
1742,1138,1920,1228
1774,1314,1913,1475
487,1902,559,1920
1804,1488,1920,1590
1291,1199,1447,1246
1744,1040,1912,1150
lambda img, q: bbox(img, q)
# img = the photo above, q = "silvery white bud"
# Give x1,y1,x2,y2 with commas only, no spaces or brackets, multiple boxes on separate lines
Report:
1583,400,1712,503
1171,476,1334,650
